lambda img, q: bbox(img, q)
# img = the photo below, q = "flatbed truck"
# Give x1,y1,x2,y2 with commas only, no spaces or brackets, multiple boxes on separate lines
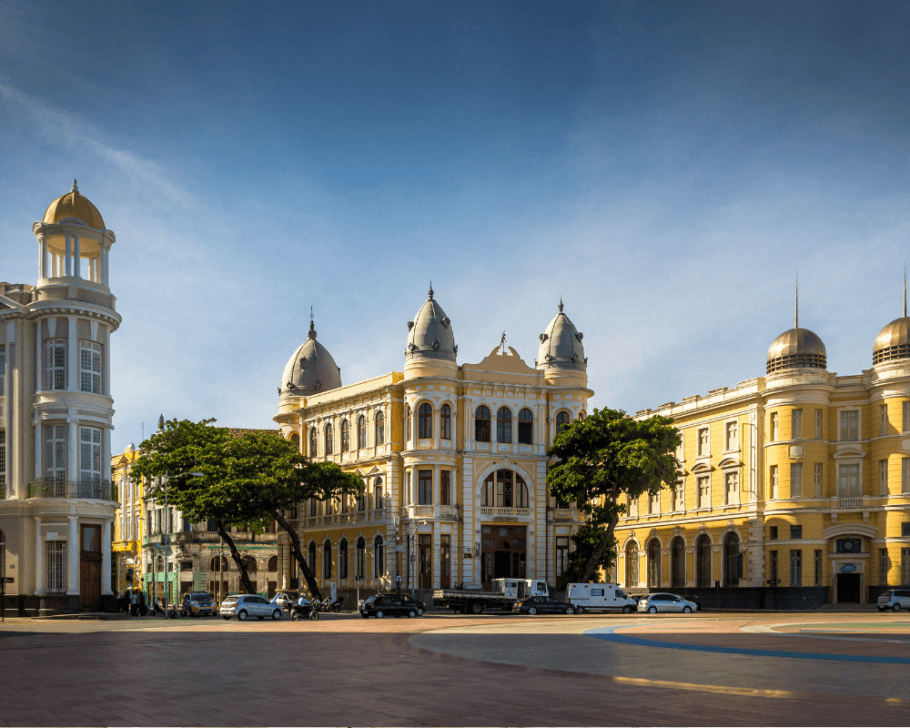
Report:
433,578,550,614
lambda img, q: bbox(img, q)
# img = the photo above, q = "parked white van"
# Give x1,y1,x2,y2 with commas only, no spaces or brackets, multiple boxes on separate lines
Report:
565,583,638,613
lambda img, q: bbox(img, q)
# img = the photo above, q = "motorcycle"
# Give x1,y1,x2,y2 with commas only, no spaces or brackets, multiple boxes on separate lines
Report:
290,602,319,621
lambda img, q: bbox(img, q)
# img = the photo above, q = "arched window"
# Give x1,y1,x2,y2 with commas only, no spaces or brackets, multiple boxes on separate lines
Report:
358,415,366,449
323,540,332,579
625,541,639,587
723,532,740,587
440,404,452,440
339,539,348,579
341,420,350,452
374,477,384,511
308,498,317,517
241,555,257,573
647,539,661,588
577,411,586,420
556,410,571,434
374,535,384,578
518,408,533,445
418,403,432,439
405,406,411,442
481,470,529,508
309,428,318,458
324,423,334,455
308,541,317,574
696,534,711,588
267,555,278,572
289,433,300,451
497,407,512,443
209,554,228,572
475,406,491,442
375,411,385,445
671,537,685,588
354,536,367,579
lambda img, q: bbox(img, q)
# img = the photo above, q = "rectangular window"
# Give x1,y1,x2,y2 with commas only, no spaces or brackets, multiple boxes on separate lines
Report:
44,425,67,484
902,548,910,585
46,541,67,593
555,537,569,576
697,475,709,509
769,526,778,540
649,491,660,515
789,550,802,586
791,409,802,440
815,409,822,440
724,471,739,505
770,465,778,500
440,470,450,506
725,421,738,451
79,341,102,394
838,464,860,498
417,470,432,505
880,459,889,495
904,402,910,433
697,427,709,457
790,463,802,498
770,550,778,583
881,404,889,436
904,459,910,495
902,522,910,538
840,410,859,441
673,480,685,512
814,549,822,586
814,463,823,498
770,413,778,442
0,345,5,395
790,525,802,539
44,339,66,391
880,548,889,586
79,427,102,485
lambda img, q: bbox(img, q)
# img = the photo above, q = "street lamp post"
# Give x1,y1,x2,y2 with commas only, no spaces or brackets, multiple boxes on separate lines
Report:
161,471,203,618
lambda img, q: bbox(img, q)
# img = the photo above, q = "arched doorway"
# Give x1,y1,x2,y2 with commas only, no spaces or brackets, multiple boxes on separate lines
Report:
625,541,639,587
696,535,711,587
671,537,685,588
647,539,661,588
723,532,740,586
480,525,526,588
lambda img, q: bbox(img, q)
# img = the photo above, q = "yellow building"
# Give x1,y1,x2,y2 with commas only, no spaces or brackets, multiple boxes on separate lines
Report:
274,291,590,600
111,444,143,595
616,298,910,606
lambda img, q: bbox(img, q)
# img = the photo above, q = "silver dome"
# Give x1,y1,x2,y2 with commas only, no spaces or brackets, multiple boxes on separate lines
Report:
873,317,910,365
536,300,586,372
405,285,457,363
280,316,341,395
766,328,827,374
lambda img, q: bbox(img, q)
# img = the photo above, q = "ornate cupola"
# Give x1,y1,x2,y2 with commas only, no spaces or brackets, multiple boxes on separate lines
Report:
280,310,342,398
873,272,910,366
766,279,827,374
403,284,458,379
536,299,588,387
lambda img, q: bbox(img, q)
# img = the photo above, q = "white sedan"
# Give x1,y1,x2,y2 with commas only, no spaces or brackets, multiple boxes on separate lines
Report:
637,593,698,614
220,594,284,621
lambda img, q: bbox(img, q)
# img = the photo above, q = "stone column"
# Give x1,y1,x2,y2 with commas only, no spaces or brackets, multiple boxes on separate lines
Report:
34,422,42,492
34,516,44,595
68,516,79,595
73,235,81,278
101,245,109,287
102,520,112,595
64,235,72,277
67,316,78,391
67,418,78,483
39,237,48,279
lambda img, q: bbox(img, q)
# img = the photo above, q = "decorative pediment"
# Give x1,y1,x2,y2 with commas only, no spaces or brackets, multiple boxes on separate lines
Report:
691,461,712,473
832,447,866,460
823,523,877,539
717,456,742,469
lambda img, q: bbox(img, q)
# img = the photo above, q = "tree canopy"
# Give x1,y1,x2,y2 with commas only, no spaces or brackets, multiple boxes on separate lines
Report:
547,407,681,587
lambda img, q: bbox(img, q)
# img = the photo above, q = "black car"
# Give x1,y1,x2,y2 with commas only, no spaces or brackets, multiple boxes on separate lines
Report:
360,593,426,619
512,595,576,615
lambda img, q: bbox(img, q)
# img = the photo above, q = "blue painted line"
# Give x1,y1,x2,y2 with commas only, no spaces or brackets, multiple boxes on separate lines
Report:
585,626,910,665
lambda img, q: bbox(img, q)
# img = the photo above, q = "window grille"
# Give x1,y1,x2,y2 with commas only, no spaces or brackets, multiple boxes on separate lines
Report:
44,339,66,391
790,463,802,498
46,541,67,593
791,409,802,439
789,550,802,586
79,341,102,394
814,549,822,586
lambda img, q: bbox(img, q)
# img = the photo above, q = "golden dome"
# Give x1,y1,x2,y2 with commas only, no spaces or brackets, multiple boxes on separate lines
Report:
873,317,910,365
42,180,105,229
766,328,827,374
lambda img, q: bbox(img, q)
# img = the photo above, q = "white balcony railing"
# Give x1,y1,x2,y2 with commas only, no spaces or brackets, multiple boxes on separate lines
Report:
479,507,529,518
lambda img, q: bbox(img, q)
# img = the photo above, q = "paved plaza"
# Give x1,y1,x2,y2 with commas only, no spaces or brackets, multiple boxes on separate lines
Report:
1,610,909,726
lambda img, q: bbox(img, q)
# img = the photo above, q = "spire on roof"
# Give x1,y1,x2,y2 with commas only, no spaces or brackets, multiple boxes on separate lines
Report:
558,297,564,314
428,281,434,300
795,273,799,329
72,179,78,193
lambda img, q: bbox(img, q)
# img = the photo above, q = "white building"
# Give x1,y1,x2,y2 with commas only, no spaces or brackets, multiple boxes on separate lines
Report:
0,182,120,616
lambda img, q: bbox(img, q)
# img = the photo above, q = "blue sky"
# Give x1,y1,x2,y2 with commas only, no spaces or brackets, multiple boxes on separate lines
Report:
1,1,908,453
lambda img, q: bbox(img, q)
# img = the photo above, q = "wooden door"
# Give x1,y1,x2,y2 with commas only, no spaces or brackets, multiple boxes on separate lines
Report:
80,525,102,611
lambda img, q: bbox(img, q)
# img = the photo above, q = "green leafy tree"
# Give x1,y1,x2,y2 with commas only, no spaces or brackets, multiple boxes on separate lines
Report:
547,407,681,588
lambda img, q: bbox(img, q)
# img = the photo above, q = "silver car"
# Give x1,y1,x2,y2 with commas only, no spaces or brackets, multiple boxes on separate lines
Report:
637,593,697,614
877,588,910,612
220,594,284,621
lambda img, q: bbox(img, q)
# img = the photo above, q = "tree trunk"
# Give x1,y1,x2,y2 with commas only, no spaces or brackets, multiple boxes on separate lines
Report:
273,509,322,600
579,513,620,584
216,520,255,594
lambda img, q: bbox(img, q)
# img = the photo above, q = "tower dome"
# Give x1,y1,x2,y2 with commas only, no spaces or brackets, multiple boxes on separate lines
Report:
766,282,826,374
873,275,910,365
42,180,105,229
405,285,457,364
280,313,341,396
537,299,586,374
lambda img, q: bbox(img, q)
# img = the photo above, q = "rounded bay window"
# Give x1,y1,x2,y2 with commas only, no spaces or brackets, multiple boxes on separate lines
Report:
481,470,529,508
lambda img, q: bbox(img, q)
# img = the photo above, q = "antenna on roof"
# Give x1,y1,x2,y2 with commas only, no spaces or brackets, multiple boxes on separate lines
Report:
795,273,799,329
428,281,434,300
904,264,907,318
72,179,78,192
558,297,564,313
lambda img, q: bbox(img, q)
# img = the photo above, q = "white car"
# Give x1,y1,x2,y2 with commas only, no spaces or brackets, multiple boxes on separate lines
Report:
220,594,284,621
877,588,910,612
637,593,698,614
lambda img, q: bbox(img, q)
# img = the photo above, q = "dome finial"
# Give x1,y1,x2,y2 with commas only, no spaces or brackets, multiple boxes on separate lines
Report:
904,263,907,318
795,273,799,329
558,297,564,314
308,307,317,339
72,179,78,193
428,281,434,300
